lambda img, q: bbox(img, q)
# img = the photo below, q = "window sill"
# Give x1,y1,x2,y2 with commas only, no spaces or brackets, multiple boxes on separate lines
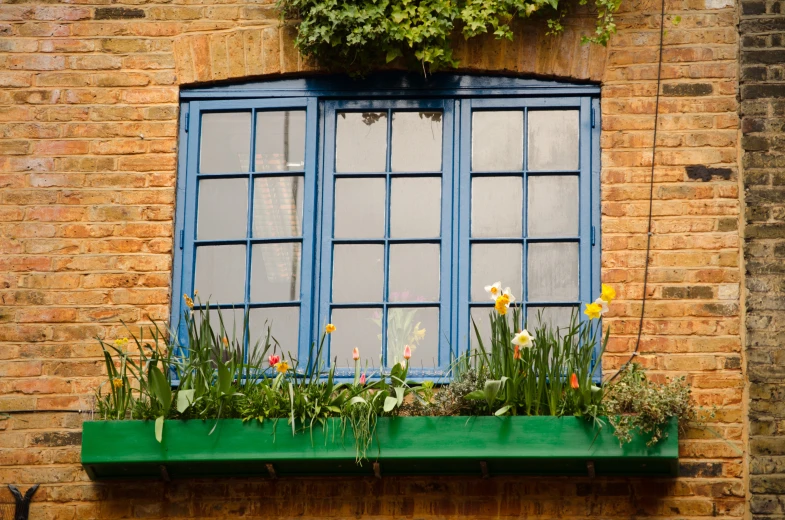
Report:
81,416,678,480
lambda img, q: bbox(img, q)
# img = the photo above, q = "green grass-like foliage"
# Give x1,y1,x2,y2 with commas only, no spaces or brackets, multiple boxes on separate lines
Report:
278,0,622,74
95,291,697,461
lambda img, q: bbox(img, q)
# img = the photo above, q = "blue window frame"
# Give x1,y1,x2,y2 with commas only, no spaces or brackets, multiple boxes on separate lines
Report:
172,74,601,380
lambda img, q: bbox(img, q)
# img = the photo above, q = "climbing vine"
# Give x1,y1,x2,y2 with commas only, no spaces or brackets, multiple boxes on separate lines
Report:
277,0,622,74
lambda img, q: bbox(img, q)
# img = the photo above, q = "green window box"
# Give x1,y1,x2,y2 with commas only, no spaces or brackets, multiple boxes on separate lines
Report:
81,416,677,480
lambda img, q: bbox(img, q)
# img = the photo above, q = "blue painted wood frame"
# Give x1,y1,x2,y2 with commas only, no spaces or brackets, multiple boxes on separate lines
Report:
172,97,318,366
318,99,455,379
174,74,601,380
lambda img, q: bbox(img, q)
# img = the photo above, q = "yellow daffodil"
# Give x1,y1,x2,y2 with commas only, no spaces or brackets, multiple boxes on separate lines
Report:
584,302,602,320
221,336,229,346
183,293,194,309
484,281,502,301
325,323,336,334
600,284,616,303
114,337,129,348
275,360,290,373
112,378,123,389
594,297,609,316
511,329,534,348
494,294,511,315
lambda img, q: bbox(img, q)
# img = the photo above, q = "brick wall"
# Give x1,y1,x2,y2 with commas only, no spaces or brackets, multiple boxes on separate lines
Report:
0,0,743,518
740,1,785,517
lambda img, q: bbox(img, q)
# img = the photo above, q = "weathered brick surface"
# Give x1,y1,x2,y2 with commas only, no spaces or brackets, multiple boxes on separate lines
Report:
0,0,742,518
740,0,785,516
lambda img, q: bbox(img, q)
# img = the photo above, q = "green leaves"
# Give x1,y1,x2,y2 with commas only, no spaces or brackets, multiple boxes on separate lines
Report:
176,389,195,414
148,364,171,415
279,0,621,75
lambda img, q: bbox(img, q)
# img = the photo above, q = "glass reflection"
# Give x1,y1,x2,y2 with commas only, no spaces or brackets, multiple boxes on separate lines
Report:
336,112,387,173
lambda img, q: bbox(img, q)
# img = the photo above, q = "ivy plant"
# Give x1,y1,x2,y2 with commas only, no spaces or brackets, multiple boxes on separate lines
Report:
278,0,622,74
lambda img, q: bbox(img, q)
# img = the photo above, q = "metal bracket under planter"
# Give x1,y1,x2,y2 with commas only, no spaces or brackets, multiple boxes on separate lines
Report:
81,416,678,480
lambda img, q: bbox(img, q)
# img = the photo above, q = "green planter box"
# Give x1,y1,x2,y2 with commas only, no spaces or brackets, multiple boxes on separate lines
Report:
81,416,678,480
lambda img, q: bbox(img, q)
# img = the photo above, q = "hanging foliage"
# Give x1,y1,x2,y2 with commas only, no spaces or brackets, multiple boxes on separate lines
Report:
277,0,621,74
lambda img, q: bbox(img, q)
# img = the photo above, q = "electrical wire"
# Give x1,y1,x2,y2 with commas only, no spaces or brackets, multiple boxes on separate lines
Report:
608,0,667,381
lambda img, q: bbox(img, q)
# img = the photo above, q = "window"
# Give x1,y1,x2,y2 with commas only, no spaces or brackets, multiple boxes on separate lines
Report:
172,75,601,380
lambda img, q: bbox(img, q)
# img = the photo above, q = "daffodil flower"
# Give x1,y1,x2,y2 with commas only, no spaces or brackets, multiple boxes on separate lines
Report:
594,297,609,316
183,293,194,309
484,281,502,301
511,329,533,348
275,360,290,373
584,302,602,320
112,378,123,389
325,323,336,334
502,287,516,304
494,294,511,315
600,284,616,303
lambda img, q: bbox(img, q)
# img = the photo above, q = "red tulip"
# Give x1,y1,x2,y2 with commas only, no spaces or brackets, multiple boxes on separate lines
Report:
570,373,579,390
513,345,521,360
359,373,366,385
352,347,359,361
403,345,412,360
268,354,280,367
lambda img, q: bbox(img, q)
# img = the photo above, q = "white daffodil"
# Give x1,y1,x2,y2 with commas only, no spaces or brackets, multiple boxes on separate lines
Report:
484,281,502,301
511,329,534,348
594,297,609,316
502,287,516,304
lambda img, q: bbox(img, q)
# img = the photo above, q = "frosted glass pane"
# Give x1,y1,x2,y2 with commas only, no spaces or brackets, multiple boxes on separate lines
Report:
255,110,305,172
203,307,245,343
390,177,441,238
391,111,442,172
470,307,493,349
197,178,248,240
471,244,522,302
336,112,387,173
253,177,303,238
332,245,384,302
528,110,579,171
329,307,382,369
194,245,246,304
389,244,439,302
472,111,523,172
527,306,577,334
527,176,579,237
251,243,301,302
334,178,385,238
527,242,579,301
472,177,522,238
387,307,439,367
248,307,299,356
200,112,251,174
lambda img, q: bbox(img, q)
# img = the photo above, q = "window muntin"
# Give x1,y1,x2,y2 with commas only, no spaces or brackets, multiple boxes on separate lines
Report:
174,83,599,380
